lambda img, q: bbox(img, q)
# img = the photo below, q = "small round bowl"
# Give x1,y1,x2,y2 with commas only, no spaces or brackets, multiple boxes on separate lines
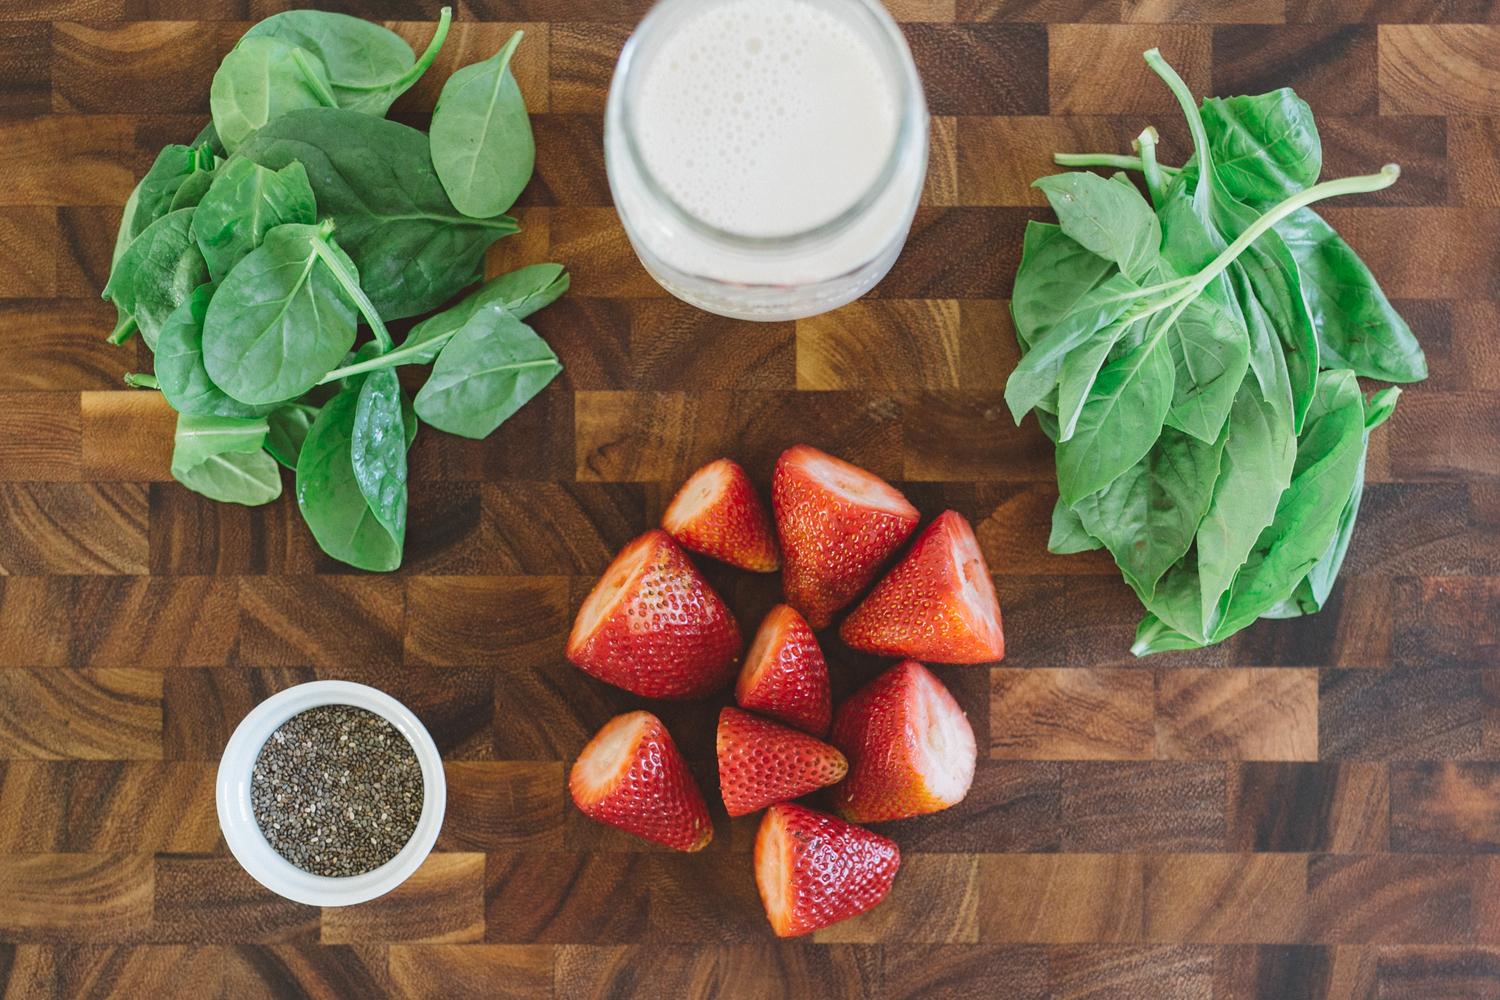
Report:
215,680,447,907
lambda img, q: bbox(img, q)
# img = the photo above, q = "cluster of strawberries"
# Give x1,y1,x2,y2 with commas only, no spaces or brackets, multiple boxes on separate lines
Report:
563,445,1005,937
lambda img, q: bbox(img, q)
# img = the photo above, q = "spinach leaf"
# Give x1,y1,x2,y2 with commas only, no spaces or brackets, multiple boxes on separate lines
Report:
117,144,213,251
398,263,569,365
169,164,219,212
1055,333,1175,504
296,387,402,572
1275,208,1428,382
192,158,318,283
414,306,561,439
431,30,534,219
171,413,282,506
239,108,518,320
1201,90,1322,204
1048,498,1102,554
203,221,384,405
1033,171,1160,281
265,401,319,470
351,368,408,541
191,121,227,158
102,207,209,350
156,284,272,418
1212,370,1366,638
1073,423,1227,599
243,6,452,116
210,37,338,154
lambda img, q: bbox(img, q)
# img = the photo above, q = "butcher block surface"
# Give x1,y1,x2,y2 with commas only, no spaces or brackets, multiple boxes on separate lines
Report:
1,0,1499,997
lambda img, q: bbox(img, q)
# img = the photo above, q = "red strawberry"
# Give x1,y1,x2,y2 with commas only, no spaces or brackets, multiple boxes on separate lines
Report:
661,458,780,573
569,710,713,851
830,660,976,823
840,511,1005,664
754,802,900,937
567,530,742,699
716,707,847,817
772,445,919,629
736,604,833,737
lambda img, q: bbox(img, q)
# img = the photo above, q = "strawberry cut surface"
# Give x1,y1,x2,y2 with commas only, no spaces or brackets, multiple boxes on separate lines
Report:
830,660,976,824
662,458,780,572
736,604,833,737
567,530,742,699
716,707,847,817
841,510,1005,664
569,711,713,852
772,445,919,629
754,802,900,937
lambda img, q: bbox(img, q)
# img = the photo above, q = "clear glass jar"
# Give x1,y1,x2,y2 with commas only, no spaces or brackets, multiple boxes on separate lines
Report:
604,0,929,322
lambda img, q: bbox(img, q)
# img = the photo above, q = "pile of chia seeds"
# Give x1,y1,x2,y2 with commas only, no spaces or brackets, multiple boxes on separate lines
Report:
250,704,423,878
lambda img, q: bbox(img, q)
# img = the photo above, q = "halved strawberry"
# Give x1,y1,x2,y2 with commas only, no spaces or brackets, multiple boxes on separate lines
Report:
567,530,742,699
716,707,847,817
569,711,713,851
754,802,900,937
662,458,780,572
840,511,1005,664
829,660,976,823
736,604,832,737
772,445,919,629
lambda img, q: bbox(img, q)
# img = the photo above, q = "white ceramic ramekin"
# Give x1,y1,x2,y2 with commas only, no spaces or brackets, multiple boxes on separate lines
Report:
215,680,447,907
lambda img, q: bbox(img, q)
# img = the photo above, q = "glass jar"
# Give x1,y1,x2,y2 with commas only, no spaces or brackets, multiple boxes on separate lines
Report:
603,0,929,322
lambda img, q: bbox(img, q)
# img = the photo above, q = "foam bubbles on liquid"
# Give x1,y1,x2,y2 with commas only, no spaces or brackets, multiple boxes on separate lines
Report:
634,0,899,238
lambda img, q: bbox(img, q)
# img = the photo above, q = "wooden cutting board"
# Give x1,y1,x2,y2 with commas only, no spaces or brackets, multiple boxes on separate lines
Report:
0,1,1497,996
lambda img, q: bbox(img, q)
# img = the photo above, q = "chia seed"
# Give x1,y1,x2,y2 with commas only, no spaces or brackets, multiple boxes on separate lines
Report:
250,704,423,878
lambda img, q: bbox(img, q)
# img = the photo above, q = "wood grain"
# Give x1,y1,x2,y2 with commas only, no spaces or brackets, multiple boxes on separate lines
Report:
1,2,1496,997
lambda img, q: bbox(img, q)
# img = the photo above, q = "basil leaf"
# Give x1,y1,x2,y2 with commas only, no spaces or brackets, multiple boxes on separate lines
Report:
243,7,451,116
1201,90,1322,204
296,387,402,572
1048,498,1102,555
431,30,534,219
1212,370,1367,639
202,222,363,405
1033,171,1161,281
351,368,408,541
239,108,518,320
414,306,562,440
192,158,318,283
265,402,320,470
210,37,338,154
1160,288,1249,444
171,413,282,506
1056,333,1175,504
156,284,272,419
1011,222,1117,354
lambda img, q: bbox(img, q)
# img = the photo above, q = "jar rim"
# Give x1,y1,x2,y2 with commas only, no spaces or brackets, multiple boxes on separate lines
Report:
609,0,926,253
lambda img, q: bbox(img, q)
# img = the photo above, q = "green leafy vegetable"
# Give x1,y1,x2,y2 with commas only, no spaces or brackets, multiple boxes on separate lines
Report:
296,387,402,572
239,108,518,320
430,30,535,218
102,207,209,349
210,36,339,154
204,220,387,405
413,306,562,439
351,368,408,541
156,284,272,418
192,158,318,283
265,402,320,470
1012,48,1421,654
244,7,452,116
171,413,283,506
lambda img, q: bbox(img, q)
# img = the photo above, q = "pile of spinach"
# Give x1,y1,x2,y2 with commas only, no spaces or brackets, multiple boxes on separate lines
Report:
1009,50,1426,654
103,7,568,571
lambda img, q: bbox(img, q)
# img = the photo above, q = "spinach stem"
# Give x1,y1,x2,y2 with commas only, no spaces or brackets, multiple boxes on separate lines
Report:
311,233,393,352
1054,152,1182,177
317,333,449,384
292,49,340,109
108,313,138,345
337,7,453,93
1135,127,1167,207
124,372,159,389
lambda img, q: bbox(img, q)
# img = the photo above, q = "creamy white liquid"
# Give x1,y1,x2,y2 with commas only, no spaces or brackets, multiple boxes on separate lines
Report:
632,0,899,237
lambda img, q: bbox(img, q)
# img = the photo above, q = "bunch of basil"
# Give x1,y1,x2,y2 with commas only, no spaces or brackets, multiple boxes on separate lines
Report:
103,8,568,571
1008,50,1427,654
